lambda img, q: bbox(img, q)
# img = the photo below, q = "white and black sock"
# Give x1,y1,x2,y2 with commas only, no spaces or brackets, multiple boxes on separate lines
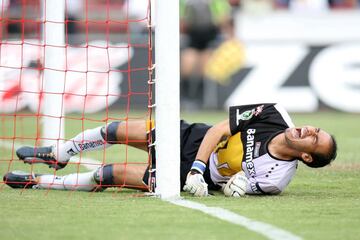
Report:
36,171,97,191
54,126,111,162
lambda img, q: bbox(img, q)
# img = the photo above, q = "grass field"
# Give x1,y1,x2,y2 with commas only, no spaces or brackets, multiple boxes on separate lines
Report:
0,111,359,240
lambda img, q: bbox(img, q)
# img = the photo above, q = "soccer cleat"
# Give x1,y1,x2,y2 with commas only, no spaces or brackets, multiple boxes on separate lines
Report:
16,146,68,170
3,171,39,189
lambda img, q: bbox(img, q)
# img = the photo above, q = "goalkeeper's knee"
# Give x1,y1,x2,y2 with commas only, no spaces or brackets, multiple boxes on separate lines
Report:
93,164,115,189
100,121,121,144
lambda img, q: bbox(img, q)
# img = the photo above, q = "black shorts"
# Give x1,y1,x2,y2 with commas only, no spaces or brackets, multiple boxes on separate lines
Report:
143,120,220,191
187,26,219,50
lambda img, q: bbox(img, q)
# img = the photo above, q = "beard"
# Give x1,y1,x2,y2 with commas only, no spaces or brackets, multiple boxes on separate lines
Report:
284,128,301,151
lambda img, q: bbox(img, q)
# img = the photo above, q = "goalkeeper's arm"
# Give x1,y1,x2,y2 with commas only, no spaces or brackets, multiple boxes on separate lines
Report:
183,119,231,197
194,119,231,166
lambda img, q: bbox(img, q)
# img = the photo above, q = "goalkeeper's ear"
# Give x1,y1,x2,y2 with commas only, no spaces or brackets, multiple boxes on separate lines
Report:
301,153,313,163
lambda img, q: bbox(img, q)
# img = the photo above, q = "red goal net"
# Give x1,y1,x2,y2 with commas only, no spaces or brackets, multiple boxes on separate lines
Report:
0,0,154,192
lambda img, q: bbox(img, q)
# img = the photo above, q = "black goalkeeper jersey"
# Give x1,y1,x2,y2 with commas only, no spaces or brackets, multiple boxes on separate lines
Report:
209,103,298,195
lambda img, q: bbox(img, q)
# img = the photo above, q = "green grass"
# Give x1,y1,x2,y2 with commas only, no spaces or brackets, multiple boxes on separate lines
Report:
1,111,359,240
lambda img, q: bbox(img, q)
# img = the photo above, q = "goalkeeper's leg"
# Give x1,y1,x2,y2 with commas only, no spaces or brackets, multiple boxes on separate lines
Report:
37,163,149,191
4,163,149,191
58,119,149,158
16,120,149,169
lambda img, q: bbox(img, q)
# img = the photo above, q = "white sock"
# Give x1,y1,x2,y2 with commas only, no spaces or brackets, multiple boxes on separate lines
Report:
54,126,112,162
37,171,98,191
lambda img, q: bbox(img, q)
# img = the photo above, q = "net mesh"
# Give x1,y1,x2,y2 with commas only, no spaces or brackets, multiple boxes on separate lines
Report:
0,0,153,192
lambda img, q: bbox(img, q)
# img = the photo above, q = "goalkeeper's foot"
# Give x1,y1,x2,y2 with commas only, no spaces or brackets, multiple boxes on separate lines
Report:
16,146,68,170
3,171,40,189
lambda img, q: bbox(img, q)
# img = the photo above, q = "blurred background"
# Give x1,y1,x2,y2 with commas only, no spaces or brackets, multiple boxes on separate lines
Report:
0,0,359,114
1,3,359,240
179,0,360,112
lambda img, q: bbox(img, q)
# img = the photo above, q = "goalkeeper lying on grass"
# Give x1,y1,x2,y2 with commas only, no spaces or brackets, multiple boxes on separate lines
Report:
4,103,337,197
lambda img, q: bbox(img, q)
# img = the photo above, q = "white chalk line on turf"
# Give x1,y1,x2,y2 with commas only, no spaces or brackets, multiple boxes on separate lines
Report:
168,198,302,240
2,140,302,240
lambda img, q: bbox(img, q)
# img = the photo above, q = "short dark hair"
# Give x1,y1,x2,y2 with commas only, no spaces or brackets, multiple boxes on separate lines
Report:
303,135,338,168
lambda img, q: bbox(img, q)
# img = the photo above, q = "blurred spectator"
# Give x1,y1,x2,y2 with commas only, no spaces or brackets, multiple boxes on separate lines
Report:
241,0,274,14
275,0,359,9
289,0,329,12
329,0,359,8
180,0,232,109
66,0,83,34
274,0,291,8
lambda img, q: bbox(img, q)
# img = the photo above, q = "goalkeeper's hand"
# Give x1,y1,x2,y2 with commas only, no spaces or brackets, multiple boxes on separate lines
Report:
183,171,208,197
222,171,248,197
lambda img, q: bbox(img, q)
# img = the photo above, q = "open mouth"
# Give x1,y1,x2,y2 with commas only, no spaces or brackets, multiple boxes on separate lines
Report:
292,127,307,139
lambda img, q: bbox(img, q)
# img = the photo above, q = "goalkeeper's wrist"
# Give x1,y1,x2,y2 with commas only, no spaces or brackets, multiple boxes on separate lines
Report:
190,159,206,175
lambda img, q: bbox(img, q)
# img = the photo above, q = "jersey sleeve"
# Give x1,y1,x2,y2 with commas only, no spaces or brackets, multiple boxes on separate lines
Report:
245,160,298,195
246,178,282,195
229,103,294,135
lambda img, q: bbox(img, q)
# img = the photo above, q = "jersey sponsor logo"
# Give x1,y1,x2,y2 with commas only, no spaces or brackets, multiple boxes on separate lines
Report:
254,105,264,116
236,105,264,126
245,128,256,177
236,109,254,126
254,142,261,158
77,140,104,151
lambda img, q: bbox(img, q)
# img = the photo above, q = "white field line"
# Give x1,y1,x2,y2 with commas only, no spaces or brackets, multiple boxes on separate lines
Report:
2,140,302,240
168,198,302,240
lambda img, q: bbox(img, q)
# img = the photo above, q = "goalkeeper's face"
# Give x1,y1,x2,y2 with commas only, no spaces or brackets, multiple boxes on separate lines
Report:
284,126,332,157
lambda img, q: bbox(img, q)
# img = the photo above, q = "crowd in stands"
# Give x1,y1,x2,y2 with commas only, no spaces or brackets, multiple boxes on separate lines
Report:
275,0,360,9
1,0,359,110
2,0,359,35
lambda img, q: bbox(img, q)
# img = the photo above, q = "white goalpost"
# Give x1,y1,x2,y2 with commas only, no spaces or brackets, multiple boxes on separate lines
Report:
42,0,66,147
154,0,181,199
38,0,180,198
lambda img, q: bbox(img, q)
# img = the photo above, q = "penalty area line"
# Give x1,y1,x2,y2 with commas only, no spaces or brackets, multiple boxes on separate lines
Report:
167,198,302,240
